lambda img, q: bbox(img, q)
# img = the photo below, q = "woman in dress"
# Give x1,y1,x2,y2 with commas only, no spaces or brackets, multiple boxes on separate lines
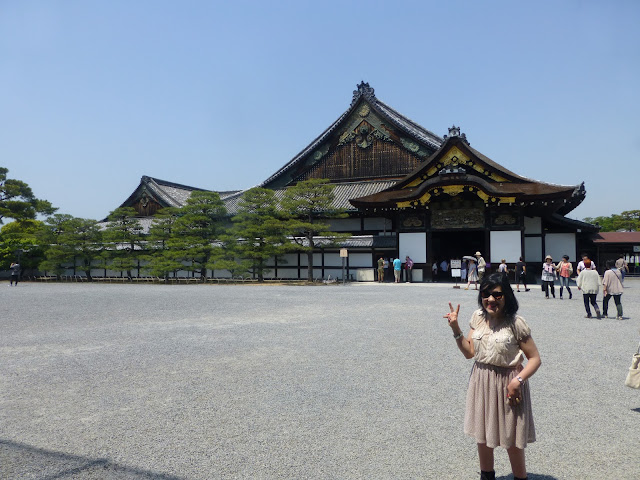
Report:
465,259,478,290
445,273,542,480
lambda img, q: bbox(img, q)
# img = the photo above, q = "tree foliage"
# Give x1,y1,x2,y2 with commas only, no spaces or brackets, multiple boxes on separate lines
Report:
142,207,184,281
280,179,349,282
169,191,227,281
583,210,640,232
101,207,145,279
0,167,56,224
0,219,46,273
39,215,103,280
223,187,288,282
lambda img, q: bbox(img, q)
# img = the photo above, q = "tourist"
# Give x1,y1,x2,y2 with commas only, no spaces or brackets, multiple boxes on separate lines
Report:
440,259,449,281
405,256,414,283
515,257,530,292
9,262,20,286
498,259,508,282
576,254,595,274
541,255,557,299
377,256,385,283
475,251,487,282
383,257,390,281
444,273,541,480
602,259,624,319
555,255,573,299
432,260,438,283
615,254,629,284
576,260,601,318
393,257,402,283
461,260,468,283
465,259,479,290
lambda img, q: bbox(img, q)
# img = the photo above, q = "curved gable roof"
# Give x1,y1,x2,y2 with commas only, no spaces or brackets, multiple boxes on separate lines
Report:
260,82,443,189
351,131,586,215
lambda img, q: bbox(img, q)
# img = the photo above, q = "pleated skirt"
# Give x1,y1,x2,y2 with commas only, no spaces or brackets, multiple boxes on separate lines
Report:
464,362,536,449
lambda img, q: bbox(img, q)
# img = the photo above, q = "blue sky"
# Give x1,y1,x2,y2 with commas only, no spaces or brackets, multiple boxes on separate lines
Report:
1,0,638,221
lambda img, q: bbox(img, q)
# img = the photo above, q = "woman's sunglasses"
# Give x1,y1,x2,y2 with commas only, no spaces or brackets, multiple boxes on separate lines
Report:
481,290,504,299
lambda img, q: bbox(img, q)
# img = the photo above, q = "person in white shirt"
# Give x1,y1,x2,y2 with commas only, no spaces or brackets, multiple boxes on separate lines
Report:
576,254,595,274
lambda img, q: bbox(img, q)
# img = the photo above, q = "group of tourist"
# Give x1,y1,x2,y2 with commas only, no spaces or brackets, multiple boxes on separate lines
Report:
463,251,486,290
376,255,415,283
537,253,628,319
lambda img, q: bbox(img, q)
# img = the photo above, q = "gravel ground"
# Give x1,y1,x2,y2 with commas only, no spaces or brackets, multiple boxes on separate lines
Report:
1,279,639,480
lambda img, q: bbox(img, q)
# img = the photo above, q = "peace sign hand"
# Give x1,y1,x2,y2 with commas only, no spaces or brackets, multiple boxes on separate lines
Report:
444,302,460,329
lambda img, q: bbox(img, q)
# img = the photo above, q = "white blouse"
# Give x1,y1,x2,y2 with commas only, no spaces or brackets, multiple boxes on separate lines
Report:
469,309,531,368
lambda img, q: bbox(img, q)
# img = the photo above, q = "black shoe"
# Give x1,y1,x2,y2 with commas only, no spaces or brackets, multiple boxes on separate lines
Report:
525,288,530,291
596,311,602,319
569,292,572,299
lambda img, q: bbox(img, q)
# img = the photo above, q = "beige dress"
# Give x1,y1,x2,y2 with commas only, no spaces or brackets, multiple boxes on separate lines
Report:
464,309,536,449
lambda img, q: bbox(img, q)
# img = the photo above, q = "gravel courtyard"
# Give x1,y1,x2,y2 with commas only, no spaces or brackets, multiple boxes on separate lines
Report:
1,280,639,480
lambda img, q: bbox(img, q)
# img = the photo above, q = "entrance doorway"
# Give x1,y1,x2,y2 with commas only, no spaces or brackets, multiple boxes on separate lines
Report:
430,230,485,272
431,230,484,261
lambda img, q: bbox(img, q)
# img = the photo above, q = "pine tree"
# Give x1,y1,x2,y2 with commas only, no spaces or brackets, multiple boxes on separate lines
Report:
169,191,227,282
0,167,56,224
224,187,288,282
101,207,145,280
280,179,349,282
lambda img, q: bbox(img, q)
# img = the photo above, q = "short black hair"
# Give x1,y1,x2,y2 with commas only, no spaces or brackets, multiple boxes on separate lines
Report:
477,272,519,317
606,259,615,270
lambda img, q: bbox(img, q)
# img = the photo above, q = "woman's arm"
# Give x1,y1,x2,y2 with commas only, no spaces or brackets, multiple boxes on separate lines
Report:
506,336,542,401
444,302,475,359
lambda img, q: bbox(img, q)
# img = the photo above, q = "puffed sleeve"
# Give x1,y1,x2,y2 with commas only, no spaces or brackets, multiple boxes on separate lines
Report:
468,309,484,329
512,315,532,342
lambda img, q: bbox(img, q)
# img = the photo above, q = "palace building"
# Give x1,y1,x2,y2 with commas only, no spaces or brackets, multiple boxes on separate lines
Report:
117,82,597,281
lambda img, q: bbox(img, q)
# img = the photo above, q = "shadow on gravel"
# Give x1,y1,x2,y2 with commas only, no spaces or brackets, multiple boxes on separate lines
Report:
498,475,558,480
0,439,183,480
632,407,640,414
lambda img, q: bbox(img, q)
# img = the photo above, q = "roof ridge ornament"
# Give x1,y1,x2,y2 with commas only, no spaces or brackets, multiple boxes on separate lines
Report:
352,81,376,105
443,125,469,144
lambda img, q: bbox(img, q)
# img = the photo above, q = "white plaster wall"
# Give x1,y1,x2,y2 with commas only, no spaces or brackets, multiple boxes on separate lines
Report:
356,269,375,281
399,232,427,263
300,253,323,267
348,252,373,267
490,231,522,263
525,237,542,262
280,253,299,267
324,253,343,267
277,268,300,279
544,233,576,262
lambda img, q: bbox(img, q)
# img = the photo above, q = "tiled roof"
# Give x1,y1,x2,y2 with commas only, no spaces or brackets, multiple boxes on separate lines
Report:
296,235,397,249
223,181,397,215
547,213,599,232
591,232,640,243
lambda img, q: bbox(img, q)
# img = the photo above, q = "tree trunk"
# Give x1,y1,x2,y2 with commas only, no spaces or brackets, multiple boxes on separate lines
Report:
306,234,314,282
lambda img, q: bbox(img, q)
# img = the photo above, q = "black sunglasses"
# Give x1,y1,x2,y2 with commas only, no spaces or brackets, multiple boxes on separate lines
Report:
481,290,504,299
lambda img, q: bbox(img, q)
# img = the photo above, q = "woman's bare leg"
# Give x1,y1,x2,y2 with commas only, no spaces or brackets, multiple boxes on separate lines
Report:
477,443,494,472
507,445,526,478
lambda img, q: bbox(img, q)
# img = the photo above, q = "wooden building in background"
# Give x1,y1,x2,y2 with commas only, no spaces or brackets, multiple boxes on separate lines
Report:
113,82,597,281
